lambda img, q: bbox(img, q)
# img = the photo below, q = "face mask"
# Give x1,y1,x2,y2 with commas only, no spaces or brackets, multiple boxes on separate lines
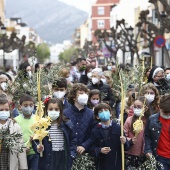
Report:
145,94,155,104
156,78,166,86
107,66,112,70
98,110,110,122
53,91,66,99
166,74,170,80
1,82,8,91
101,78,107,84
77,94,88,105
48,111,60,120
91,99,99,106
160,113,170,120
0,111,10,120
92,77,99,84
66,76,73,82
134,108,143,117
87,72,92,79
79,66,86,71
21,106,34,115
27,71,32,78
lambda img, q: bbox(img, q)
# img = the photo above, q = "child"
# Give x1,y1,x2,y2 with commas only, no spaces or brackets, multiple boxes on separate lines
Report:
124,96,150,169
64,83,94,155
52,78,71,110
15,94,39,170
35,98,76,170
0,94,27,170
89,103,129,170
87,89,101,110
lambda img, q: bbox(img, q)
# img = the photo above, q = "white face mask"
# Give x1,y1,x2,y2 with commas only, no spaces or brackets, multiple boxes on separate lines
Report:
53,91,66,99
87,72,92,79
160,112,170,120
66,76,73,82
134,108,143,117
27,71,32,78
166,73,170,80
92,77,99,84
101,78,107,84
48,111,60,120
77,94,88,106
0,111,10,120
107,66,112,70
1,82,8,91
145,94,155,104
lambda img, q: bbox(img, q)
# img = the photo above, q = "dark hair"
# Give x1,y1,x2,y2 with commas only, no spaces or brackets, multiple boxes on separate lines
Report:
87,89,101,109
68,83,89,105
131,96,150,133
94,103,113,121
19,94,35,105
46,62,53,68
5,65,12,72
102,66,108,72
85,65,94,75
164,68,170,72
77,58,86,64
35,63,40,73
52,78,67,89
0,94,9,105
159,94,170,114
44,98,68,125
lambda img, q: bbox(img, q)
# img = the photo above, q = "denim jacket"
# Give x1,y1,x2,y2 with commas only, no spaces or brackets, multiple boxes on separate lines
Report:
144,113,162,157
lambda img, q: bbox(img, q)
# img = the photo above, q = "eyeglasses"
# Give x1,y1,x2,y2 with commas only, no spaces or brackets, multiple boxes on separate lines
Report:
155,75,165,78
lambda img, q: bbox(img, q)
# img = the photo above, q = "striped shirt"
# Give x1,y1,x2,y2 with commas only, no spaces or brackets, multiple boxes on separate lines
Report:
49,124,64,151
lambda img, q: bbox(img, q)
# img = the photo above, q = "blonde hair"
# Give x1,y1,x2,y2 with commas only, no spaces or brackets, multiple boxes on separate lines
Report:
60,68,70,78
103,71,113,88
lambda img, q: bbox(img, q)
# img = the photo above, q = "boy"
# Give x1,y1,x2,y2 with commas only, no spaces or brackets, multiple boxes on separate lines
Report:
15,94,39,170
64,83,94,155
52,78,71,110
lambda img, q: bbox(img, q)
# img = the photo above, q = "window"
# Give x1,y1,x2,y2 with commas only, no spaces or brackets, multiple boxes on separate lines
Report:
98,7,104,15
97,20,105,29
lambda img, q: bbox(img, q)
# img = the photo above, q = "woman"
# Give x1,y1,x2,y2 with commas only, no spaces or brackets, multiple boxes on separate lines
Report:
140,83,159,115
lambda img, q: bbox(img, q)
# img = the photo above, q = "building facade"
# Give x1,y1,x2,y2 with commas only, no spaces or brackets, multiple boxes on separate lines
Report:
0,0,5,24
91,0,119,43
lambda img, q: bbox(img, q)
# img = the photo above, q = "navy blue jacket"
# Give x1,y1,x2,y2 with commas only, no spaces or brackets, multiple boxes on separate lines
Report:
144,113,162,157
32,120,76,170
87,81,115,107
63,98,71,110
64,105,94,151
89,121,129,170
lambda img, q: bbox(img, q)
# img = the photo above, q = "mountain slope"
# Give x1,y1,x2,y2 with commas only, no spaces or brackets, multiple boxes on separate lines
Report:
5,0,88,43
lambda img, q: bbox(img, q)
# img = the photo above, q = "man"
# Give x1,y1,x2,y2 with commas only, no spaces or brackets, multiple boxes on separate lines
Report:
164,68,170,81
52,78,71,110
87,68,115,108
145,94,170,170
76,58,87,82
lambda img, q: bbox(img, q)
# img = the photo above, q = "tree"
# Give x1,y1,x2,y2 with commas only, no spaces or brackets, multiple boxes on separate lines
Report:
36,43,50,63
59,47,79,63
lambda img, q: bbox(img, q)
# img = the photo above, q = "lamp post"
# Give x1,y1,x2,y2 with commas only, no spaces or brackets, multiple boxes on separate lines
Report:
1,26,6,67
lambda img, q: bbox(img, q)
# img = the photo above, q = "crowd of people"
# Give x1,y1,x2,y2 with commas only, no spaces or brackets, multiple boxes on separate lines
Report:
0,52,170,170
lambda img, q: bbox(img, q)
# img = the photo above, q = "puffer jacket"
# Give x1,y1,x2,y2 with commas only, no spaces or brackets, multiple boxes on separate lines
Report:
87,81,115,107
63,105,94,151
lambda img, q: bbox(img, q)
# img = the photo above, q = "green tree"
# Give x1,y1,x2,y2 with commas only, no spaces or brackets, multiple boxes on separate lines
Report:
59,47,79,63
36,43,50,63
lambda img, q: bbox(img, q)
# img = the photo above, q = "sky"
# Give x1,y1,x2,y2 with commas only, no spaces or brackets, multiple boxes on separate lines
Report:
59,0,150,26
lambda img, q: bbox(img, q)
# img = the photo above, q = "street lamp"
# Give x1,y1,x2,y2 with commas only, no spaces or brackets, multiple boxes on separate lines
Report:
1,26,6,67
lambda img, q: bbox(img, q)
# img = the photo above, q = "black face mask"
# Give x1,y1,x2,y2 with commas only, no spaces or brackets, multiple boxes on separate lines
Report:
157,78,166,86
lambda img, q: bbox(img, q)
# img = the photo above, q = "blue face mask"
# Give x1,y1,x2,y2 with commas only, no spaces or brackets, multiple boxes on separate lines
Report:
21,106,34,115
98,110,111,122
0,111,10,120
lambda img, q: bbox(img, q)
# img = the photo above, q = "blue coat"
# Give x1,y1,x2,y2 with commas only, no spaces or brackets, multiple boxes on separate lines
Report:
144,113,162,157
64,105,94,151
32,120,76,170
89,121,130,170
63,98,71,110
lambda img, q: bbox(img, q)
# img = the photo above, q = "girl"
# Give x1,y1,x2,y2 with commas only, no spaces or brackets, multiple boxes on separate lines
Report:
0,94,27,170
140,83,159,115
87,89,101,110
124,96,150,169
89,103,129,170
35,98,76,170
